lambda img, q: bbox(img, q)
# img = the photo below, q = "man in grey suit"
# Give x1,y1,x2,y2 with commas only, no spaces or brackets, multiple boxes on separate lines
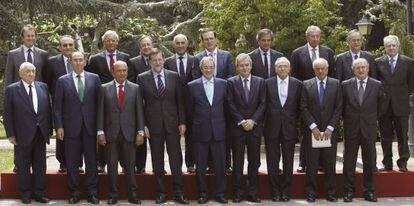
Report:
97,61,144,205
342,58,381,202
301,58,342,202
164,34,196,173
376,35,414,172
137,48,188,204
4,62,52,204
248,28,284,79
54,51,101,204
291,25,335,173
5,24,48,173
335,30,377,81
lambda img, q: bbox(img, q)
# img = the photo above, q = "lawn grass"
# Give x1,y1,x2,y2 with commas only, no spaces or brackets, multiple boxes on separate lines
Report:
0,148,14,172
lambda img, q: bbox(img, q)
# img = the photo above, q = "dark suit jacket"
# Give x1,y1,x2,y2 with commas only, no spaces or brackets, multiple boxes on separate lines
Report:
375,54,414,116
192,49,235,79
3,81,52,146
137,69,185,135
87,50,130,84
301,77,342,132
291,44,335,81
97,80,145,142
164,53,195,84
54,72,101,138
248,48,284,79
44,54,69,98
227,75,266,137
187,77,227,142
335,51,377,81
129,55,150,83
264,76,302,140
342,77,383,139
5,45,48,86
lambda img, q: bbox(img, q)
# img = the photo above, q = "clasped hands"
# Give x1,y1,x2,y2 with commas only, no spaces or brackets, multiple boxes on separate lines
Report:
241,119,255,131
311,127,332,141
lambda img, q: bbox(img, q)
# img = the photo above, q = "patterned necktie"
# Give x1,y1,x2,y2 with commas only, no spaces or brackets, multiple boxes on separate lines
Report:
66,59,73,73
178,56,186,82
354,54,358,60
389,57,395,73
77,74,84,101
243,78,249,103
157,74,165,96
263,52,269,79
358,80,365,105
205,80,213,105
319,81,325,106
280,80,287,107
118,84,124,107
27,48,33,63
311,48,317,62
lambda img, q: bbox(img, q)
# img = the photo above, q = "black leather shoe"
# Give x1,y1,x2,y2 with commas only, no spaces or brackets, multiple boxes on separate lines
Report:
206,167,214,174
13,166,18,173
174,195,189,204
79,167,84,173
399,167,408,172
107,198,118,205
306,195,316,202
68,196,80,204
233,195,243,203
128,196,142,204
226,167,233,174
198,196,208,204
246,195,260,203
136,168,145,174
378,167,392,172
155,194,167,204
187,166,196,173
97,165,105,173
215,196,228,204
87,196,100,204
280,194,290,202
326,195,338,202
364,192,378,202
21,198,31,204
58,166,67,173
297,166,305,173
34,196,49,203
343,193,353,202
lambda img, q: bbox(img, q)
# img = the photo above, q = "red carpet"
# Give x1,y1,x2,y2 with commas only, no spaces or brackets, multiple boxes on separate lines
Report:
1,169,413,199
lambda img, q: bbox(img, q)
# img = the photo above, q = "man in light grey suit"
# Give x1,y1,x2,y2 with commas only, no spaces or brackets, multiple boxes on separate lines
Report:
97,61,144,205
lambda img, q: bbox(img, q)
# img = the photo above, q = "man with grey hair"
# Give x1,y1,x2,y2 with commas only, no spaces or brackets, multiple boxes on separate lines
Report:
335,29,377,81
227,53,265,203
4,62,52,204
375,35,414,172
87,30,130,173
301,58,342,202
248,28,284,79
291,25,335,173
264,57,302,202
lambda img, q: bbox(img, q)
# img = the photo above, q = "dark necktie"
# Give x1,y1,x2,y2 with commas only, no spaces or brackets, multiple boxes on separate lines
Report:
358,80,365,105
243,78,249,103
389,57,395,73
118,84,124,107
311,48,317,62
77,75,84,101
319,81,325,106
28,84,34,108
157,74,165,96
178,56,186,82
144,57,149,69
354,54,358,60
109,53,115,71
27,48,33,63
263,52,269,79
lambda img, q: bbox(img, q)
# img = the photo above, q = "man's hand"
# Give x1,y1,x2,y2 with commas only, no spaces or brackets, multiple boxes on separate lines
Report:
98,134,106,146
8,136,16,145
179,124,186,136
144,126,150,139
243,119,255,131
56,128,64,141
311,128,321,140
136,133,144,146
323,128,333,140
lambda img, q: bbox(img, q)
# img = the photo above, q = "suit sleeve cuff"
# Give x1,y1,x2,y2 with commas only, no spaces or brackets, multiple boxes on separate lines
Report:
138,130,144,136
309,123,317,130
327,125,334,132
238,120,246,126
97,130,104,136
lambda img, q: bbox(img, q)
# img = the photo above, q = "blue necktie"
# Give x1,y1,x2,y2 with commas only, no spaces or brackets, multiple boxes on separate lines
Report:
319,81,325,106
157,74,165,96
389,57,395,73
27,48,33,63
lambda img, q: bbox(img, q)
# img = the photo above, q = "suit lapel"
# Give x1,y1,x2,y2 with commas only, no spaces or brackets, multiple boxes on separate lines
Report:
149,71,160,98
19,46,25,64
186,55,194,79
285,77,295,106
171,54,178,72
303,45,312,66
351,78,359,105
111,80,120,110
248,77,257,104
212,78,219,106
100,52,111,75
393,55,402,74
216,50,224,76
362,78,373,105
273,78,282,107
345,52,353,73
310,78,321,109
68,73,82,103
18,81,36,114
198,78,210,105
270,50,277,77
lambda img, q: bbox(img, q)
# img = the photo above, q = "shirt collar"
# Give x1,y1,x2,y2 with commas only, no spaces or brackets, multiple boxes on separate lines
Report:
176,53,187,60
23,45,34,52
350,50,361,57
105,50,118,56
202,76,214,84
240,74,251,82
277,75,289,84
357,76,368,83
388,54,399,61
316,76,327,84
259,47,270,55
206,48,218,56
22,80,34,88
115,80,126,88
307,43,319,51
73,71,85,78
63,55,70,63
152,68,165,77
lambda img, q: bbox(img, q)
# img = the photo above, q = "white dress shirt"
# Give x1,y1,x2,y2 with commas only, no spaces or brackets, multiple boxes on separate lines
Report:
259,47,271,77
175,53,188,75
152,69,166,88
23,45,34,63
307,43,319,60
105,50,118,70
72,71,85,92
388,54,399,68
240,75,251,90
277,76,289,107
356,76,368,90
350,51,360,61
202,76,214,105
22,80,38,114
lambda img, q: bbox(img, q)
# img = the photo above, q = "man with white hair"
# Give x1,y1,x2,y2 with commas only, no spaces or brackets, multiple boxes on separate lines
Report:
4,62,52,204
376,35,414,172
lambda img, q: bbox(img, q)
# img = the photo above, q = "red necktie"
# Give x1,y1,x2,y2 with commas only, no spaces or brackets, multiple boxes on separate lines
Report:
109,53,115,71
118,84,124,107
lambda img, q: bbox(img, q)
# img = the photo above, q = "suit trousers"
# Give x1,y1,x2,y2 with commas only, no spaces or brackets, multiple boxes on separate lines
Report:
65,123,98,198
97,144,107,168
15,128,46,200
232,132,261,197
379,105,410,168
148,127,184,196
265,130,296,197
305,133,338,197
343,130,376,194
56,138,66,168
135,138,147,171
106,132,137,199
184,123,195,168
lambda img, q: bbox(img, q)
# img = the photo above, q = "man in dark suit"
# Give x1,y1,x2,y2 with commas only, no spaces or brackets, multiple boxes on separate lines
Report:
291,25,335,173
5,24,48,173
137,48,188,204
335,29,377,81
248,28,284,79
193,28,235,173
129,35,154,174
164,34,196,173
44,35,76,173
87,30,130,173
54,51,101,204
3,62,52,204
227,53,265,203
187,56,228,204
97,61,144,205
342,58,381,202
376,35,414,172
264,57,302,202
301,58,342,202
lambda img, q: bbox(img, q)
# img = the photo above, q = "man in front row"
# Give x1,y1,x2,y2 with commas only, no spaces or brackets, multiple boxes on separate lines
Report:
4,62,52,204
301,58,342,202
342,58,381,202
97,61,144,204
